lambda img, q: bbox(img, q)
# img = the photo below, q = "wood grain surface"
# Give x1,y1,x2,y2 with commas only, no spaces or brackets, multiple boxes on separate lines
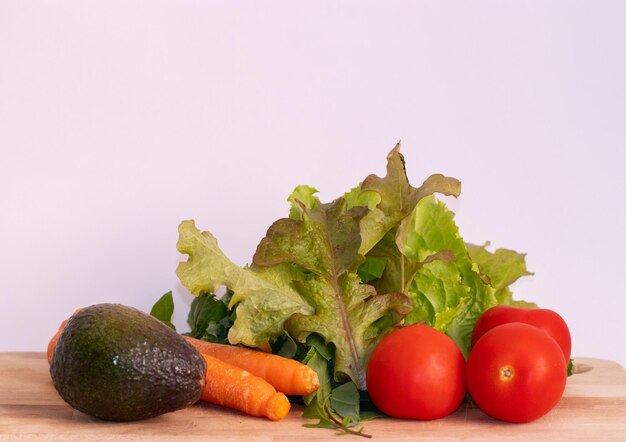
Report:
0,352,624,441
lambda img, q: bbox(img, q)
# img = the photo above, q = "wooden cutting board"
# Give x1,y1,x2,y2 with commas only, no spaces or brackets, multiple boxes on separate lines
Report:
1,352,625,441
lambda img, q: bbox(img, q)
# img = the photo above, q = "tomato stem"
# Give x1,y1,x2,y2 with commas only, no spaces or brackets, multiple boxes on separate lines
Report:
500,365,514,381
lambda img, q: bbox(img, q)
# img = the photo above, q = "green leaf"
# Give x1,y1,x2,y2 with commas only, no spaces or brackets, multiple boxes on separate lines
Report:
357,256,387,283
306,333,334,361
397,195,498,357
176,220,314,349
253,198,412,389
330,382,360,421
302,350,374,437
288,185,320,220
344,185,381,211
366,230,456,296
405,260,470,332
150,291,176,330
273,332,299,359
302,347,332,420
186,292,229,342
466,242,537,308
395,195,466,264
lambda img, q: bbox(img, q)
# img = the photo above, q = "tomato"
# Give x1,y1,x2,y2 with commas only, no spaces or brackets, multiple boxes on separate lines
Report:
366,324,466,420
471,305,571,361
466,322,567,423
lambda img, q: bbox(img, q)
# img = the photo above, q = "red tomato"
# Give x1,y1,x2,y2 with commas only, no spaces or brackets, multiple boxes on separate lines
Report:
471,305,571,361
366,324,466,420
466,322,567,423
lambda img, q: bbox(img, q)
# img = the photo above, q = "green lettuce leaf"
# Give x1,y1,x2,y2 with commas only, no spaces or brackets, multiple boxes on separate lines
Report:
176,220,314,350
396,195,536,356
344,185,381,211
289,185,321,220
466,242,537,307
405,260,470,332
397,195,498,357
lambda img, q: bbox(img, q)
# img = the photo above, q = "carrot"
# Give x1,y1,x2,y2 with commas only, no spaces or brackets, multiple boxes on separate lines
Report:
200,353,290,421
47,309,80,364
184,336,319,396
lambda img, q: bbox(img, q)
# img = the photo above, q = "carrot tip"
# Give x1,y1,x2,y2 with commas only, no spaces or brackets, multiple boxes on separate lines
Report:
294,365,320,395
265,392,291,421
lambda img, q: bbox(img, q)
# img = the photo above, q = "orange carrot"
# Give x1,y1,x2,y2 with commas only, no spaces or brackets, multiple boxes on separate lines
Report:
184,336,319,396
47,309,80,364
200,353,290,421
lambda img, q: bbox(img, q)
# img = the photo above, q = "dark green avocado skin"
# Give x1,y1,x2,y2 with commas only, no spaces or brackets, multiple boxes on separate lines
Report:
50,303,206,421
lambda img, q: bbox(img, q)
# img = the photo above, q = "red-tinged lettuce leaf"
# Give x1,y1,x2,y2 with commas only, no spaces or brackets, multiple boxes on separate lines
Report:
253,198,412,389
176,220,314,349
255,198,366,277
354,145,461,294
357,144,462,256
287,273,411,389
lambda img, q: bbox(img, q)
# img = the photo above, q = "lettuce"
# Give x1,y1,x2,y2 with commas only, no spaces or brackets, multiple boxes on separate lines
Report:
174,144,534,427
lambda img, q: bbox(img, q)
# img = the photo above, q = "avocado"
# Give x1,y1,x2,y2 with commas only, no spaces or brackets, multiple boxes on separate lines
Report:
50,303,206,421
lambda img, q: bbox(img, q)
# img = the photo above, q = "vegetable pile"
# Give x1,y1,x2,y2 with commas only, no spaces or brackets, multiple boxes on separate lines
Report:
170,144,552,431
48,144,572,431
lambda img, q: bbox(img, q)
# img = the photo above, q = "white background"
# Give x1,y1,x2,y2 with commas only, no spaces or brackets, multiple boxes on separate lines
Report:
1,2,625,367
